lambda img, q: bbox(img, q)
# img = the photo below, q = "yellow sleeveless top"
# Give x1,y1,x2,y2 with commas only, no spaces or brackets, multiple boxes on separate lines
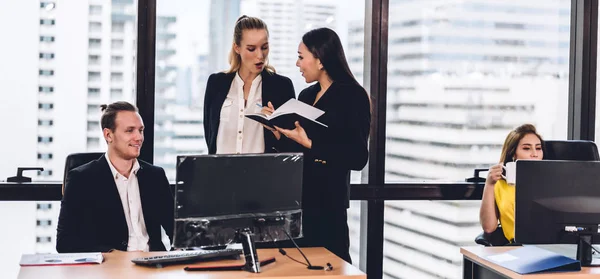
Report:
494,179,515,242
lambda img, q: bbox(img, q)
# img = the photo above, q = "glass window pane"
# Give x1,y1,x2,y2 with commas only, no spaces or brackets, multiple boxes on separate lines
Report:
383,200,481,279
156,0,365,269
384,0,570,182
0,1,137,277
155,0,365,181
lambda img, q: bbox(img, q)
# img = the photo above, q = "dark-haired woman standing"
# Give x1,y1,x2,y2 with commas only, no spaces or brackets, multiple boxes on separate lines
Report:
276,28,371,263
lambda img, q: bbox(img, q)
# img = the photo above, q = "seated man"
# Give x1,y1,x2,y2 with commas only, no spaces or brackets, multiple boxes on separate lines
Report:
57,101,174,253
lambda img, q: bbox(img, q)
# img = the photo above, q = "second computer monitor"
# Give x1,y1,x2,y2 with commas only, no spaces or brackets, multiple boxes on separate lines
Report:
515,160,600,245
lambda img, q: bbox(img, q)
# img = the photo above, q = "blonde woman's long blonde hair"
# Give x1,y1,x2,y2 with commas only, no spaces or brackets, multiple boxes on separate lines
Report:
225,15,276,74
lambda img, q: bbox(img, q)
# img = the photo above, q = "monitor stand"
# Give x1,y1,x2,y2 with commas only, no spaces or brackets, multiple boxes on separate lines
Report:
576,234,600,267
237,228,275,273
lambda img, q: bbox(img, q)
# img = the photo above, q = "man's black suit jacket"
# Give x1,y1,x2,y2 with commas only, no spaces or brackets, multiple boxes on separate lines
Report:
56,155,174,253
203,70,295,154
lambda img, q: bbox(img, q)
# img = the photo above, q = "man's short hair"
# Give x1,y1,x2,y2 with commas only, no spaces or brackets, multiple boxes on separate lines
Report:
100,101,138,131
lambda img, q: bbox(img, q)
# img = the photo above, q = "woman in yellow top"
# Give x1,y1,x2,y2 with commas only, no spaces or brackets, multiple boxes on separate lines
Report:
479,124,544,242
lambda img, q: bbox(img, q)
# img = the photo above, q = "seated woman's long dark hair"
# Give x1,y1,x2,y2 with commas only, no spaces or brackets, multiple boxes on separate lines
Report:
302,28,359,85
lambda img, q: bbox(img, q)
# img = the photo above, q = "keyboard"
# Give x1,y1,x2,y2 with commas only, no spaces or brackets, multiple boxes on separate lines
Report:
131,249,242,266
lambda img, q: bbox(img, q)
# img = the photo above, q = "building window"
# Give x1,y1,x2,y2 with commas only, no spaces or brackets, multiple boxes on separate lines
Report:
37,203,52,210
38,169,53,176
37,153,53,160
38,86,54,93
111,22,125,33
87,121,99,131
39,69,54,76
89,5,102,15
36,219,52,227
39,36,55,42
88,55,101,65
39,19,55,26
38,103,54,110
87,137,100,147
38,119,54,126
89,38,102,49
36,236,52,243
111,72,123,82
39,53,55,60
88,87,100,97
111,39,124,49
110,88,123,98
88,71,101,82
89,22,102,32
37,136,53,143
111,55,123,65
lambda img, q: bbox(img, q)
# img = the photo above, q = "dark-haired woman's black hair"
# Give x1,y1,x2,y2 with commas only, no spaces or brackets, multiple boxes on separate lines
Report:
301,28,358,85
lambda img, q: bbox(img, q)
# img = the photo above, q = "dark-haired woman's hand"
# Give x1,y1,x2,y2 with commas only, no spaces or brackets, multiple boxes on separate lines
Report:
486,163,503,186
275,122,312,149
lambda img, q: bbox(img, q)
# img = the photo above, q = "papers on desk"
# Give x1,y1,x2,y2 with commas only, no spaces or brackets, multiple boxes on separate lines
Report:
485,246,580,274
20,252,104,266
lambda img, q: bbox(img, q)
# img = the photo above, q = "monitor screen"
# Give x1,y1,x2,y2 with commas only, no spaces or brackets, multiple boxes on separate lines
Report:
174,153,303,218
515,160,600,245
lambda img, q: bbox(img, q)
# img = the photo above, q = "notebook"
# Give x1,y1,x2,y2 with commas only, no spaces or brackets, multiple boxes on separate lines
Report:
484,246,580,274
245,99,327,130
20,252,104,266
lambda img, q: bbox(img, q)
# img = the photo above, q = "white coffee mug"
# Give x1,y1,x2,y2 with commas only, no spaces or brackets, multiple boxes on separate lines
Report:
502,162,516,185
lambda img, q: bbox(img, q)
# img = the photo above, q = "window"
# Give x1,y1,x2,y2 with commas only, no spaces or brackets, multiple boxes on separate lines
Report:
88,55,101,65
39,36,55,42
38,103,54,110
38,169,53,176
36,220,52,227
40,2,55,9
39,19,55,26
112,22,125,33
154,0,365,270
87,121,99,131
89,22,102,32
111,55,123,65
89,5,102,15
110,72,123,82
37,153,53,160
38,86,54,93
89,38,102,48
39,53,55,60
38,119,54,126
110,88,123,98
36,237,52,243
88,71,101,82
1,2,139,277
39,69,54,76
111,39,124,49
377,1,571,278
36,204,53,210
87,137,100,147
37,136,53,143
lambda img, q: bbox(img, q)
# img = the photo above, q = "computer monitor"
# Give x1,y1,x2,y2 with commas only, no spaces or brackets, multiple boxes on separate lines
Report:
515,160,600,266
172,153,303,272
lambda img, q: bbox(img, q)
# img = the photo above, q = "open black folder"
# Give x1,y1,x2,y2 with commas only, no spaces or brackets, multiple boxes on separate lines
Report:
484,246,580,274
245,99,327,130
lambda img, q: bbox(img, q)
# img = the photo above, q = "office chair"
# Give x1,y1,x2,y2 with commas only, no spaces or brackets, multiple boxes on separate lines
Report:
61,152,104,196
474,140,599,246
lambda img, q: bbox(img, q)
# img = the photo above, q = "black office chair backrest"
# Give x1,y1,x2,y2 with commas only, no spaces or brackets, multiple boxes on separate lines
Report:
543,140,600,161
62,152,104,195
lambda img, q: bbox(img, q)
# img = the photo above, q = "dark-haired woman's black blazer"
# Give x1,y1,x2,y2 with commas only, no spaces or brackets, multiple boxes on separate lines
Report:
294,81,371,263
203,71,296,154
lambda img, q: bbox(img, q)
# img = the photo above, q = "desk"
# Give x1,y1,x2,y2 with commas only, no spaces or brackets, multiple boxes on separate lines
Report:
461,246,600,279
18,247,365,279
